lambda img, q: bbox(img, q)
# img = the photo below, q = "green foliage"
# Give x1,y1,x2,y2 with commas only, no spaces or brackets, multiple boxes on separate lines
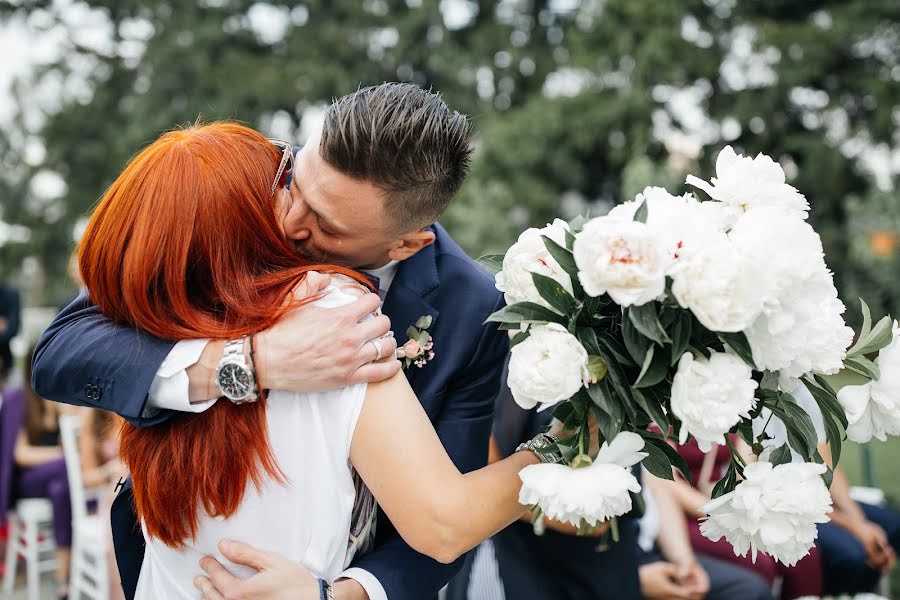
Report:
0,0,898,315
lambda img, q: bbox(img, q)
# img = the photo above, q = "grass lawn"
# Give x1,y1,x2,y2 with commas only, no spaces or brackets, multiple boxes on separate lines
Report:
839,437,900,597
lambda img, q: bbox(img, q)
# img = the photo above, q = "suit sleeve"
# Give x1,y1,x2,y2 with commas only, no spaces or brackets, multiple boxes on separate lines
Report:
348,294,510,600
31,290,177,426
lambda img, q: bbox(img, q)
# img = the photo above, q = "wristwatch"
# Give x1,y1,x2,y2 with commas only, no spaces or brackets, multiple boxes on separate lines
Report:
215,338,258,404
516,432,563,464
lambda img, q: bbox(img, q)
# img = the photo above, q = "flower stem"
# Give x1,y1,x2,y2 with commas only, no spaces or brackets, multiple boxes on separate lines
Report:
725,435,747,468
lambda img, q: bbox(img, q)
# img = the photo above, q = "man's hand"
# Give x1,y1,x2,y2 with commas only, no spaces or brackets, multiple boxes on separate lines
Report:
674,559,709,599
639,562,704,600
194,539,319,600
188,272,400,402
850,520,897,572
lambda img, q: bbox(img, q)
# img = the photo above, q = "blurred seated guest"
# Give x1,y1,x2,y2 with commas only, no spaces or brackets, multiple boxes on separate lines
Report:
639,470,773,600
490,372,642,600
0,277,20,382
4,348,72,599
755,385,899,595
817,442,899,595
668,435,823,600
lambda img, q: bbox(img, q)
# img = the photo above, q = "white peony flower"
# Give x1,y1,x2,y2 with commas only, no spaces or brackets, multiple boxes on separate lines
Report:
495,219,573,309
686,145,810,226
837,324,900,443
671,351,759,451
671,240,767,333
518,432,647,527
700,461,832,566
607,186,728,273
573,216,667,306
743,269,854,378
507,323,589,411
730,208,853,377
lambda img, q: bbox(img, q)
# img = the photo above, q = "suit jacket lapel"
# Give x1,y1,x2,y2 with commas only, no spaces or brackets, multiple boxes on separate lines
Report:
382,230,440,390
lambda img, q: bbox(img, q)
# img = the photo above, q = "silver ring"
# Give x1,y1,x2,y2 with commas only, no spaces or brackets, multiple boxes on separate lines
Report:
369,339,383,361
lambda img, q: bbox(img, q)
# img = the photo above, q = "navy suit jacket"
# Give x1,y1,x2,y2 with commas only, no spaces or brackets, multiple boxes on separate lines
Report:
32,223,509,599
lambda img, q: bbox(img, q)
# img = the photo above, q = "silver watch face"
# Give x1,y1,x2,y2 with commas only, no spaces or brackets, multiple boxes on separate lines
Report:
217,361,253,400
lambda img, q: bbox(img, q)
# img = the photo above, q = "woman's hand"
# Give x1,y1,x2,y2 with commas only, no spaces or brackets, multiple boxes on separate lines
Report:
194,539,320,600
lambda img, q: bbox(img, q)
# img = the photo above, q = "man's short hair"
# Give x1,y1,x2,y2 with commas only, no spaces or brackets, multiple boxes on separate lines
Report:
321,83,473,233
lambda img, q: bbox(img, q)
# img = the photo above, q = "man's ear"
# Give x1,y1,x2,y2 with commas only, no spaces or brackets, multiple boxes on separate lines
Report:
387,229,436,261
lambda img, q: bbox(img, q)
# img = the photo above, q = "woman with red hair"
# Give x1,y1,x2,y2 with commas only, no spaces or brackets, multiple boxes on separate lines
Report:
78,122,565,599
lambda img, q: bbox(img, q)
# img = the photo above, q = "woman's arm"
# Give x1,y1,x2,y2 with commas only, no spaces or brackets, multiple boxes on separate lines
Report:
13,430,63,468
350,373,541,565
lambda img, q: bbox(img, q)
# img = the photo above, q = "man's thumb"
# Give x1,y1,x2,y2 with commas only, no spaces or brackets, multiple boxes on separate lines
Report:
218,539,272,571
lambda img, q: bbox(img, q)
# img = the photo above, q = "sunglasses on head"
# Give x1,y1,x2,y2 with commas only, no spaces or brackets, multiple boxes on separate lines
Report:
268,139,294,196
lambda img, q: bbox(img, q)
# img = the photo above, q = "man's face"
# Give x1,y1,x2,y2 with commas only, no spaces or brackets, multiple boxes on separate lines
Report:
278,130,400,270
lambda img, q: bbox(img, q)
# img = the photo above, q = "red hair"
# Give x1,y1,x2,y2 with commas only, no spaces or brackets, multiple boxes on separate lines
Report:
79,122,364,547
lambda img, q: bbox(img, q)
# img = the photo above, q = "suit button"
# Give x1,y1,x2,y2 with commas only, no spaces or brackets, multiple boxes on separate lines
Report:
94,386,103,401
84,384,93,398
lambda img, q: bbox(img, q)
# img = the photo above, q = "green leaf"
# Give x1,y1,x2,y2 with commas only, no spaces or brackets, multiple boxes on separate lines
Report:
634,198,649,224
803,376,848,428
637,431,692,482
485,302,565,325
415,315,433,329
769,444,793,466
568,215,587,234
632,388,670,433
634,346,668,388
596,331,636,367
669,311,692,366
718,331,756,369
765,392,819,460
509,331,529,348
710,461,738,499
859,298,873,342
844,356,880,381
418,331,431,347
576,327,602,355
551,402,578,430
622,313,653,365
628,303,671,346
640,441,674,480
476,254,505,275
847,315,893,358
541,235,579,281
531,272,578,316
587,382,625,442
564,228,577,250
405,326,419,340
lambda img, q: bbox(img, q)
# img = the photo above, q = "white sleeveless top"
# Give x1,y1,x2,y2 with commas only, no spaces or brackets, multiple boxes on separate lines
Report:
135,281,373,599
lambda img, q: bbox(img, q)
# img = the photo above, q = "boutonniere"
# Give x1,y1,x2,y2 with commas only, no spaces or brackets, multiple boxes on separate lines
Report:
402,315,435,369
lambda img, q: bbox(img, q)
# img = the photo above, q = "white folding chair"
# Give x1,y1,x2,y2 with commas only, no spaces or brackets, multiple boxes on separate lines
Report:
59,413,109,600
2,497,58,600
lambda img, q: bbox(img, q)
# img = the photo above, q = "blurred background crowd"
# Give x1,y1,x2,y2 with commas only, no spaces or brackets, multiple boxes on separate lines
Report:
0,0,898,598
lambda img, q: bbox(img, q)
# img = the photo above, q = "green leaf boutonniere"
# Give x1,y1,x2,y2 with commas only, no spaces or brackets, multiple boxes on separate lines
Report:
402,315,435,369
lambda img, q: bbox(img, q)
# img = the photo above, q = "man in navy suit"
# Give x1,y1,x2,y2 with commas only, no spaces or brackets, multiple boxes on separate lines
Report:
33,83,508,600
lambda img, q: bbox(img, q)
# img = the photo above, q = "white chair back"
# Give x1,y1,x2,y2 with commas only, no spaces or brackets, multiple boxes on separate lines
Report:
59,413,89,522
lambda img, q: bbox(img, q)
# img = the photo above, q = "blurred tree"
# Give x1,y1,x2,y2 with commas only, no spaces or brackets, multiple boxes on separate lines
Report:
0,0,897,317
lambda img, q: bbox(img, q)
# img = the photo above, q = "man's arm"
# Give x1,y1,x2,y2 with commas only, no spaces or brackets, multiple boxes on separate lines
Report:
345,297,509,600
32,290,176,426
33,277,398,426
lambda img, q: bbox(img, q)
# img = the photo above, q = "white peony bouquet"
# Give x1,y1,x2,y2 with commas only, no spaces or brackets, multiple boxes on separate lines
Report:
480,146,900,566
